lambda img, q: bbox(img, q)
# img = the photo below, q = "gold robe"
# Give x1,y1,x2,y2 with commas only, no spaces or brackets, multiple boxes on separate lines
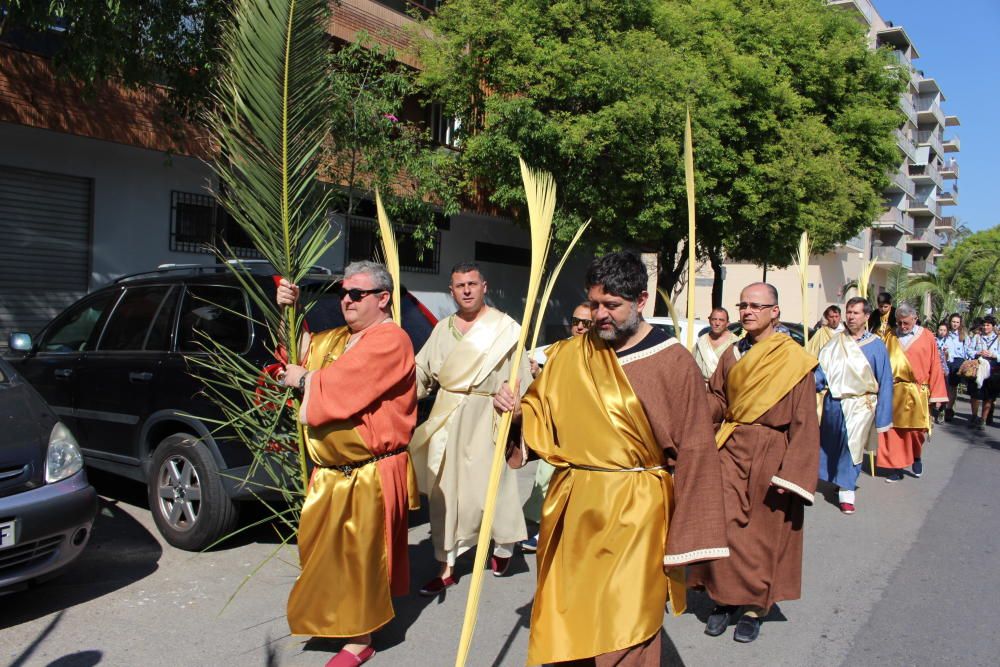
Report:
806,325,839,357
411,307,530,562
288,324,417,637
521,332,728,665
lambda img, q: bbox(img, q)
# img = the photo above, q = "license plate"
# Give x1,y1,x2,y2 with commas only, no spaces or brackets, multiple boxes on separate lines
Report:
0,519,16,549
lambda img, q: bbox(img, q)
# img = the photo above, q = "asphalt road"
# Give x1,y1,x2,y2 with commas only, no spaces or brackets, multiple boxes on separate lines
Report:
3,406,999,667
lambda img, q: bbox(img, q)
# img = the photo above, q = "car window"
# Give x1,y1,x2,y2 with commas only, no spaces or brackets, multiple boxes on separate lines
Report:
145,287,179,351
177,285,250,353
39,292,117,353
99,286,172,351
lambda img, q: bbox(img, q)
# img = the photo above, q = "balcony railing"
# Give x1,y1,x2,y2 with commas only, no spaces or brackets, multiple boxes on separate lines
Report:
895,129,918,161
875,208,915,234
937,215,958,230
887,168,915,196
916,130,945,157
899,94,918,123
827,0,876,25
371,0,441,18
839,230,866,252
940,158,959,178
907,161,943,188
875,245,913,269
907,196,941,218
938,186,959,205
911,260,938,275
915,95,947,127
907,225,943,249
943,133,960,153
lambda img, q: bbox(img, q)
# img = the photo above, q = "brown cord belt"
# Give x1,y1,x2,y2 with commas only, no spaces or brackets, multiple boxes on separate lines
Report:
321,445,408,478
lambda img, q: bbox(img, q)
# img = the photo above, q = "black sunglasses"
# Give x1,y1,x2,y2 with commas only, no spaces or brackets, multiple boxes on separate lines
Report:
570,317,593,328
336,287,386,302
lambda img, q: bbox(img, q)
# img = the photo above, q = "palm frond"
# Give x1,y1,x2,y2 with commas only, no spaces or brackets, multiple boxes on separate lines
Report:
529,219,591,351
684,108,697,351
204,0,337,492
375,188,403,324
794,231,811,345
454,158,556,667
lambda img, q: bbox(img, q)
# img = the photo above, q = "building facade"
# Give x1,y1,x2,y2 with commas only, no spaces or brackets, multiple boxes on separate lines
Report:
0,1,590,346
691,0,961,325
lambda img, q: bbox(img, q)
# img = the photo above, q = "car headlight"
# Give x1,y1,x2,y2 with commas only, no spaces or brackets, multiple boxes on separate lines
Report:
45,422,84,483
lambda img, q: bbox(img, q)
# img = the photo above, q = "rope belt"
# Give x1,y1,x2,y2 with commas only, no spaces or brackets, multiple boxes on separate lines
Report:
568,462,667,473
322,445,408,478
441,387,494,397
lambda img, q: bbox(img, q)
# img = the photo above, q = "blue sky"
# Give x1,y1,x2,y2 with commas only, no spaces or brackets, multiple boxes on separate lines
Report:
875,0,999,233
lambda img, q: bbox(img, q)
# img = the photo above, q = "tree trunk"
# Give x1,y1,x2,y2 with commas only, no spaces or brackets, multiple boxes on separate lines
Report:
710,251,724,309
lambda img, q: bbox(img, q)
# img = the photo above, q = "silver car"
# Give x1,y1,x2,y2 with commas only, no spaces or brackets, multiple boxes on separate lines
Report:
0,355,97,593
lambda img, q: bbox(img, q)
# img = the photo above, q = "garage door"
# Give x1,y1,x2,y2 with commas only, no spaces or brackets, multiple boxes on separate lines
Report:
0,165,92,347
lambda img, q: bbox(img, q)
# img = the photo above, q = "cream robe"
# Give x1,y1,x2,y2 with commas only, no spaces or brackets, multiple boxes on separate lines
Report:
819,333,881,464
694,331,737,380
411,308,530,562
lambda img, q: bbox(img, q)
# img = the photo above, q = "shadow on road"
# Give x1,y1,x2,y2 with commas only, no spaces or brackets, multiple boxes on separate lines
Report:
0,485,162,630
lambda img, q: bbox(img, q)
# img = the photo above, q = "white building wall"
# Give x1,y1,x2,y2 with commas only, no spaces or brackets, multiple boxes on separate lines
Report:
0,121,588,343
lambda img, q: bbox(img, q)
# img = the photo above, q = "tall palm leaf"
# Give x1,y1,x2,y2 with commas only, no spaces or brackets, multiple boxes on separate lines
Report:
204,0,337,490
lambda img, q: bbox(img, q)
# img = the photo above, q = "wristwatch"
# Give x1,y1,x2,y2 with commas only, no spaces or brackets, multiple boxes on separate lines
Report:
298,372,308,392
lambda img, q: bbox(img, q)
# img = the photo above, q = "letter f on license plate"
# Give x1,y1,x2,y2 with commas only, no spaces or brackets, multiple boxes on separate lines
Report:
0,519,16,548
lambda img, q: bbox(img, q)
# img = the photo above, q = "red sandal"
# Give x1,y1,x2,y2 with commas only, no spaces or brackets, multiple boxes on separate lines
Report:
325,646,375,666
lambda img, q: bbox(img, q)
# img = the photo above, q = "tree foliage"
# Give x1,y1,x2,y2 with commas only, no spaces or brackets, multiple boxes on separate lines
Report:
935,226,1000,315
0,0,225,115
414,0,905,288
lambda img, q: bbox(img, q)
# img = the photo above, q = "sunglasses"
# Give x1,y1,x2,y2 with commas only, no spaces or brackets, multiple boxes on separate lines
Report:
336,287,386,302
735,302,776,312
570,317,593,328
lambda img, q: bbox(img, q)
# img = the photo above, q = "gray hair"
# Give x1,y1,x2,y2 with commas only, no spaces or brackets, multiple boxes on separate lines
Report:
344,260,394,294
895,302,917,319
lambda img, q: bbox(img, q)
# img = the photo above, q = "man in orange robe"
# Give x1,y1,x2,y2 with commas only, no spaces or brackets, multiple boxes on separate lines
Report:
877,302,948,483
278,260,417,667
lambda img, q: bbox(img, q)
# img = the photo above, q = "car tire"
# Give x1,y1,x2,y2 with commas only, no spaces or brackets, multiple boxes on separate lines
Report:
147,433,239,551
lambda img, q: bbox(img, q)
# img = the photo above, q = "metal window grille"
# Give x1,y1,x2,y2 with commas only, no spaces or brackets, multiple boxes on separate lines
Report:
169,191,263,259
345,215,440,274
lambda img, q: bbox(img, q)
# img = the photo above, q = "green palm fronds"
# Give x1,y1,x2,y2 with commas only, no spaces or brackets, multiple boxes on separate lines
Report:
204,0,338,491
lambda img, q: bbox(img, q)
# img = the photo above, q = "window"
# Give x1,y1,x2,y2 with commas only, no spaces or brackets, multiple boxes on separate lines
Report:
427,103,460,148
99,286,173,351
475,241,531,267
39,292,117,353
170,191,263,259
177,286,251,353
346,215,441,274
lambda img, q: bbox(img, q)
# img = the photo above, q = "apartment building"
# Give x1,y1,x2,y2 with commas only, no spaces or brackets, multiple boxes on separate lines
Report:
691,0,961,323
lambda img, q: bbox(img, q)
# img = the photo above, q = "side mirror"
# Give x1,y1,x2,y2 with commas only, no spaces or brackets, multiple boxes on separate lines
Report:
8,332,32,352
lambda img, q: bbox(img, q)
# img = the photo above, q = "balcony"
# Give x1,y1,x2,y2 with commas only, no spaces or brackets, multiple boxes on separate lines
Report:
874,245,914,269
837,229,867,253
827,0,875,25
940,158,959,179
943,133,960,153
874,208,915,234
916,129,945,158
915,94,947,128
937,215,958,231
907,161,943,188
907,196,941,218
898,93,918,124
946,114,961,127
911,259,938,276
938,186,959,206
895,129,918,161
907,225,943,249
887,168,916,196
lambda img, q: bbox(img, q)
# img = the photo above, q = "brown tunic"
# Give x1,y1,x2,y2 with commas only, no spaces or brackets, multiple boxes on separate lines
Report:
687,343,819,611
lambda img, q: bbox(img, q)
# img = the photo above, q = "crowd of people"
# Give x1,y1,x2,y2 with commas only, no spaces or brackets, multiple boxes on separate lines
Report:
270,253,971,667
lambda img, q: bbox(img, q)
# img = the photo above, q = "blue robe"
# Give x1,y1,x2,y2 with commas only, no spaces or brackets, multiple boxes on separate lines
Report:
815,334,894,490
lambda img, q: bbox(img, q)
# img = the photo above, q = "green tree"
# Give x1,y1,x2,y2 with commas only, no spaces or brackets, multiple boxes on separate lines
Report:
413,0,904,299
0,0,225,115
936,226,1000,316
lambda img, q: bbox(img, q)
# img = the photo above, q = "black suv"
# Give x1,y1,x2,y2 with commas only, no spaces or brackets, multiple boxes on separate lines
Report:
7,263,435,551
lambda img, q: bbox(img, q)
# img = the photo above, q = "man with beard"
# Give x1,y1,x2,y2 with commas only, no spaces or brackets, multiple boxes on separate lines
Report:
694,307,738,380
688,282,819,644
496,251,729,666
816,297,893,514
410,262,529,595
878,302,948,481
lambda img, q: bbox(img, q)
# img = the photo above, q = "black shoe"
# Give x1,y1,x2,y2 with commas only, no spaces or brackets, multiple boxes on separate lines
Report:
912,459,923,478
969,416,981,428
945,408,955,422
733,614,761,643
704,605,736,637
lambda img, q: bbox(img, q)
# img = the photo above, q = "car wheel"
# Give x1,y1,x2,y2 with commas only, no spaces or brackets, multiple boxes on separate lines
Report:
147,434,239,551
